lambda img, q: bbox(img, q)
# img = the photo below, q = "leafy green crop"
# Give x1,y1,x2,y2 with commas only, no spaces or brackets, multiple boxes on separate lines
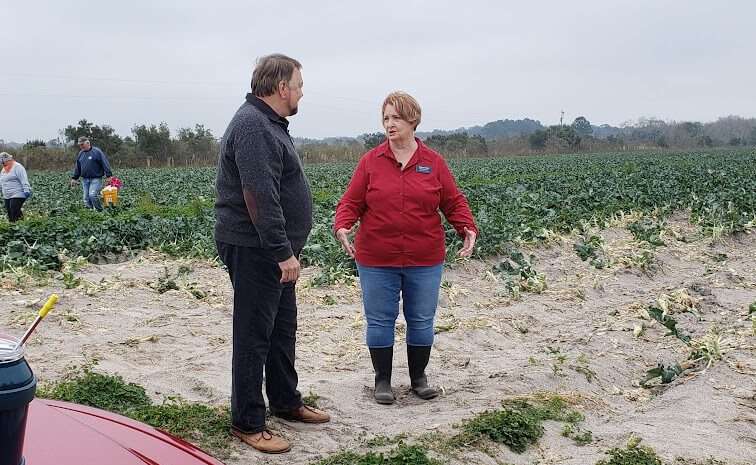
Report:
4,150,755,281
574,234,608,268
647,306,690,343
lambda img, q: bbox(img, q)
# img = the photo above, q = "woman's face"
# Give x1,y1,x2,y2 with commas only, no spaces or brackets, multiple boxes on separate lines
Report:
383,104,414,142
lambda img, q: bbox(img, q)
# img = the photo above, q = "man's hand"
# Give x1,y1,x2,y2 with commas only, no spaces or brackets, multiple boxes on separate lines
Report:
278,255,300,283
458,227,477,258
69,179,79,188
335,227,356,258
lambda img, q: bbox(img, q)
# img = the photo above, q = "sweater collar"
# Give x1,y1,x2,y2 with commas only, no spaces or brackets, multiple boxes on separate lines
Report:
246,93,289,129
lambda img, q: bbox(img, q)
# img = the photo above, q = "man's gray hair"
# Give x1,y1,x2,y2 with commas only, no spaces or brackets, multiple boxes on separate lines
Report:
251,54,302,98
0,152,13,163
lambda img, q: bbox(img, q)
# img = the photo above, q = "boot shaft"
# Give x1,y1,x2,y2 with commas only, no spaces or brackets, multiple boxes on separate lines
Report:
407,344,432,383
369,346,394,382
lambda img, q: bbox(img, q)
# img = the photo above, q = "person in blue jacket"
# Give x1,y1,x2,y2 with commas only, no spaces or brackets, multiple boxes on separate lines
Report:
69,136,113,211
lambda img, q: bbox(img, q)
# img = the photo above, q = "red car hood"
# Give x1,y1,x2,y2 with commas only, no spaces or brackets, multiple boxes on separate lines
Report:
24,399,225,465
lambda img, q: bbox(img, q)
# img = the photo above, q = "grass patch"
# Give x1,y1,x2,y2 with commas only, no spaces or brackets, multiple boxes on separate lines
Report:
596,438,663,465
37,366,152,412
562,422,593,445
363,433,409,448
453,394,589,453
303,391,321,408
312,444,440,465
37,366,231,457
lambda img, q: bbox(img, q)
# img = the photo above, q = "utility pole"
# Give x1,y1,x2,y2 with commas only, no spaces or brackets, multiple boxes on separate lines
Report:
560,110,565,127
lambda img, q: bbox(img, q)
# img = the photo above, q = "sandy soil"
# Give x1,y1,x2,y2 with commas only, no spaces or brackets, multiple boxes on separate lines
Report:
2,215,755,465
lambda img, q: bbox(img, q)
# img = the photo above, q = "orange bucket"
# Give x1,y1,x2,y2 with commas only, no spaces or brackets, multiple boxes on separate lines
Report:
102,186,119,206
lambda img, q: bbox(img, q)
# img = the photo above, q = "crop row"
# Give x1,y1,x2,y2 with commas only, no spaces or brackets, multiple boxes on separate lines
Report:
1,150,754,277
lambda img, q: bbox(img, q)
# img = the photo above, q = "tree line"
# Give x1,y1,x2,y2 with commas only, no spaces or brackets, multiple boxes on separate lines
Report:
2,119,218,171
3,115,755,171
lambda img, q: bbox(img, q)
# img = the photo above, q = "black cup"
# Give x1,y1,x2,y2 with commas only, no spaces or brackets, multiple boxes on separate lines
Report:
0,335,36,465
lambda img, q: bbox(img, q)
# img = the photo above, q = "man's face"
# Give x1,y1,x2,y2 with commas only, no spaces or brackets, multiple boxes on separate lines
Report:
284,68,304,116
79,141,91,151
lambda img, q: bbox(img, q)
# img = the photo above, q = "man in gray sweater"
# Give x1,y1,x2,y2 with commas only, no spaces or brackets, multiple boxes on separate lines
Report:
215,54,330,454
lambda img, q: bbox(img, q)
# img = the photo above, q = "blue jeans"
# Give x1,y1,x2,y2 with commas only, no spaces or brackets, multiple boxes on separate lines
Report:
81,177,103,210
357,264,444,348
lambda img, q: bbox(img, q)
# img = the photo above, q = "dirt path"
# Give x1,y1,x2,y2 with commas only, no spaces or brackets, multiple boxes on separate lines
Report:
2,217,755,465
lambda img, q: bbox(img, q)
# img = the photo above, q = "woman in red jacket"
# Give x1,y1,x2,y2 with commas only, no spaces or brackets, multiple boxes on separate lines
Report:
334,91,478,405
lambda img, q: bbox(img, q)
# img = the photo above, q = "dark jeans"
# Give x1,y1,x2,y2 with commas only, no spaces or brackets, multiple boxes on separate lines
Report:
4,198,25,222
216,241,303,434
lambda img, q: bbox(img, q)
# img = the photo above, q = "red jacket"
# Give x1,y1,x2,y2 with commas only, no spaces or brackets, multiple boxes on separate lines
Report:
334,140,478,267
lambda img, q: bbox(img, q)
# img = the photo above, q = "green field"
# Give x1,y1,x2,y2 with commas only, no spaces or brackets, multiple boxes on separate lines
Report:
3,149,755,278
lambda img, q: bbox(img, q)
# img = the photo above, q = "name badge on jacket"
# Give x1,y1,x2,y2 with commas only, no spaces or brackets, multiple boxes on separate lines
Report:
416,165,432,174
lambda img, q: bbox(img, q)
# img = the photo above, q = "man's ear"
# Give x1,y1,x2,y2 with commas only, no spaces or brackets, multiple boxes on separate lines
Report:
278,80,288,97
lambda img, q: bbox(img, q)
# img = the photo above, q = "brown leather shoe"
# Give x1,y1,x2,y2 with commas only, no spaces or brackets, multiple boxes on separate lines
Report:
232,429,291,454
273,405,331,424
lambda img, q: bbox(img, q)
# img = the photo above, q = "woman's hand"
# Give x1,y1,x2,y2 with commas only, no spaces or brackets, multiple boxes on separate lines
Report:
335,227,356,258
458,227,477,258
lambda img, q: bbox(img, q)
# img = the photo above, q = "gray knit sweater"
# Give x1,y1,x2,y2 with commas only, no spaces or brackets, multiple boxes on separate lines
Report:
0,162,32,199
214,94,313,262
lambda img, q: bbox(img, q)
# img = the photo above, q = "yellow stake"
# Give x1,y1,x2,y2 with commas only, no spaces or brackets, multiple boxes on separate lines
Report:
16,294,59,349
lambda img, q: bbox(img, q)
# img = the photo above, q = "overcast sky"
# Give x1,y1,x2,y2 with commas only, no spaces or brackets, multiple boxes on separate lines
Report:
2,1,755,143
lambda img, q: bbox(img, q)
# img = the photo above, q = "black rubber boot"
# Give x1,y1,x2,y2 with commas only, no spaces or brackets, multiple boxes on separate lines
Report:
369,347,395,405
407,345,439,400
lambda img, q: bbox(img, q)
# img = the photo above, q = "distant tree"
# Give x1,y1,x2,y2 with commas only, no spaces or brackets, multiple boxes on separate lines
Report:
64,119,94,144
680,121,703,137
360,132,385,150
424,133,487,156
177,124,217,160
571,116,593,137
529,130,548,149
697,135,713,147
23,139,46,149
728,137,743,146
132,122,173,160
606,135,625,146
64,119,123,155
528,126,581,151
750,127,756,145
553,125,581,150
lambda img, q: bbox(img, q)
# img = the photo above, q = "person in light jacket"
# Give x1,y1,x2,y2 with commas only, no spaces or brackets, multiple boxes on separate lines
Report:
0,152,32,223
